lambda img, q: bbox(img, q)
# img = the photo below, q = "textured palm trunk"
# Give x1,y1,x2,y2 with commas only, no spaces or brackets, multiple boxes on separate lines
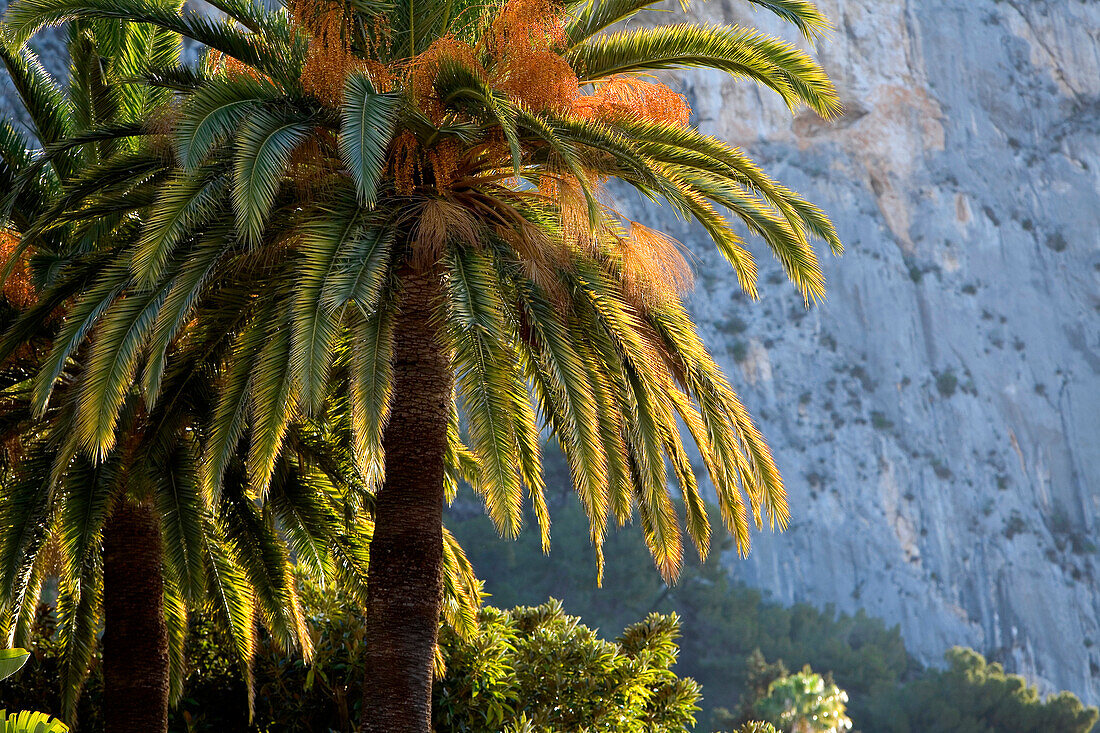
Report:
102,500,170,733
361,267,452,733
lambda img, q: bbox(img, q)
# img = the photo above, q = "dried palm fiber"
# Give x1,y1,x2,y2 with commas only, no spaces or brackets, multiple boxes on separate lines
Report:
291,0,364,105
537,172,600,256
412,197,480,269
574,75,690,128
488,0,578,113
0,229,35,308
618,221,693,307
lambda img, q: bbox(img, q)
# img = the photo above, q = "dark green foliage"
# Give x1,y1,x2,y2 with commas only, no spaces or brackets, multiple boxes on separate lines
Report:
1,589,701,733
445,459,914,730
0,604,103,732
859,647,1099,733
713,650,789,729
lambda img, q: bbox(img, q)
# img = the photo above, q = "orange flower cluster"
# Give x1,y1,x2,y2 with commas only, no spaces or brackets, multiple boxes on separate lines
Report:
291,0,365,105
0,229,35,309
574,76,691,128
488,0,577,114
390,132,420,195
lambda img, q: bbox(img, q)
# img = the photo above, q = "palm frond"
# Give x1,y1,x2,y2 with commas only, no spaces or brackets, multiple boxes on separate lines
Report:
340,75,401,208
175,75,284,169
132,164,229,286
75,280,172,458
569,23,840,117
348,300,395,488
0,42,74,151
201,527,257,711
447,246,524,538
155,437,207,603
3,0,297,84
163,580,189,705
202,310,267,497
232,108,312,246
247,316,298,495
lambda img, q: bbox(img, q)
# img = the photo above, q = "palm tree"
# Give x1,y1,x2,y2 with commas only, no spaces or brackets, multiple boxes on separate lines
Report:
0,20,483,733
2,0,843,729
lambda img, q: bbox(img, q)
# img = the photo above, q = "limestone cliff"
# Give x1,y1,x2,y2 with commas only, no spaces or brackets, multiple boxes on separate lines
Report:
613,0,1099,705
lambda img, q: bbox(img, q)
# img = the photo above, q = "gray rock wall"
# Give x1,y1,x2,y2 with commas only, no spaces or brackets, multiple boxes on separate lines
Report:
616,0,1100,705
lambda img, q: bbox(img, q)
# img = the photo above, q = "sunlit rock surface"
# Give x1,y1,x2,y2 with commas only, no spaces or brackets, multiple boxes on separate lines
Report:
612,0,1100,704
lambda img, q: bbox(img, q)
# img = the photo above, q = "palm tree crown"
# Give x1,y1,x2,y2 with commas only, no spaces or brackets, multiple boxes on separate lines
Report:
4,0,841,579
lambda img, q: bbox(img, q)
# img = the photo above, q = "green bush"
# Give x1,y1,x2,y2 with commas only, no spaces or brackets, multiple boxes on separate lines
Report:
436,600,701,732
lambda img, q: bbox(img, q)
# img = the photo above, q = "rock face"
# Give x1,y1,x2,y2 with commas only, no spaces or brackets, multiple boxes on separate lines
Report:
2,0,1097,708
615,0,1100,705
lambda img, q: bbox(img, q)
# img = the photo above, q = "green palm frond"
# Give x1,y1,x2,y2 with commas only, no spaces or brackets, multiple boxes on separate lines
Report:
0,41,74,151
267,466,339,584
569,23,840,117
340,75,401,207
3,0,297,83
30,264,129,413
217,469,311,656
513,278,608,554
289,202,386,413
55,541,101,723
175,75,284,169
563,0,664,49
448,246,525,538
74,280,171,458
247,316,298,495
132,164,229,286
0,447,55,643
154,437,208,603
441,526,480,640
203,310,267,497
163,579,189,705
201,527,257,710
743,0,832,40
142,236,228,402
349,300,395,487
232,108,312,246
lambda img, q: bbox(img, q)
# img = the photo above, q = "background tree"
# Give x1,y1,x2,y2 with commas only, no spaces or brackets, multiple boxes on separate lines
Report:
1,0,843,728
859,647,1099,733
753,666,852,733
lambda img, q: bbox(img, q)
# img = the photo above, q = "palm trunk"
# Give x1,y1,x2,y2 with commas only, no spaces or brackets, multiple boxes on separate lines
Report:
361,267,452,733
102,500,169,733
